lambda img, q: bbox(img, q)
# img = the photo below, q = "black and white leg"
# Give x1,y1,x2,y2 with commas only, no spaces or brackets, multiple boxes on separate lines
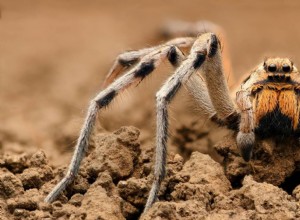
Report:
102,37,195,87
144,32,239,212
44,44,187,203
186,34,239,129
161,20,235,88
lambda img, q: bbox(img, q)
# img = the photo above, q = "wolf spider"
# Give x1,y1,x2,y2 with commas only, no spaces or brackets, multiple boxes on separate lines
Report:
45,21,300,213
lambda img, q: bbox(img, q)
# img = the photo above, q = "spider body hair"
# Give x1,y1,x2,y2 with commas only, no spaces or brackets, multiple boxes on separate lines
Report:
238,57,300,158
251,81,300,139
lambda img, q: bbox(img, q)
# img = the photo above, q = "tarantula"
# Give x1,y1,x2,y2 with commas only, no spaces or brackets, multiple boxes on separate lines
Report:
44,21,300,214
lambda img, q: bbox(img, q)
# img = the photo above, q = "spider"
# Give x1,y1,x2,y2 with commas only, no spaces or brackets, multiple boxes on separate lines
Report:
44,21,300,214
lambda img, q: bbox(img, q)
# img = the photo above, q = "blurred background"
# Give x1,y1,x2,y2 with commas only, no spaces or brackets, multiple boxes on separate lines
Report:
1,0,300,167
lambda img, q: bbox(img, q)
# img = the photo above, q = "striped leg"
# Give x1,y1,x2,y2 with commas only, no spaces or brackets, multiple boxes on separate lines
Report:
102,37,195,88
160,20,234,87
44,44,187,203
143,32,238,212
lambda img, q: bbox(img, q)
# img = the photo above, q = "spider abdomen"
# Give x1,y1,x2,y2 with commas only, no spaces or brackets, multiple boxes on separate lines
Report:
253,87,300,138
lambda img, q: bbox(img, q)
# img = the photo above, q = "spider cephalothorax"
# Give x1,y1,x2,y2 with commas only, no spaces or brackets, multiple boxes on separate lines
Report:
44,21,300,215
253,59,299,135
236,58,300,161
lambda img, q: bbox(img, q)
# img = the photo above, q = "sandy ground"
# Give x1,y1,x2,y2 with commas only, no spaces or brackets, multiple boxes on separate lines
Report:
2,0,300,219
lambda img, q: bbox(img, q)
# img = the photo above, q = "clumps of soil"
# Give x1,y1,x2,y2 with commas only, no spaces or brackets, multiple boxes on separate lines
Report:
0,126,300,219
143,175,298,220
214,135,300,189
0,151,54,219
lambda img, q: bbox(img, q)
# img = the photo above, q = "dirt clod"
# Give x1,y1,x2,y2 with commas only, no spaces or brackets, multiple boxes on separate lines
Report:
0,126,300,219
214,135,300,189
0,170,24,198
83,126,141,183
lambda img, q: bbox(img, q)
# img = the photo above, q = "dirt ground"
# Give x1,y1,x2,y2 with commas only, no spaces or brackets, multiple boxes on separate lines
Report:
2,0,300,219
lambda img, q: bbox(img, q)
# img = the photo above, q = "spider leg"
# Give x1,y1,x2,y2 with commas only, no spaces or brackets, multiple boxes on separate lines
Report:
144,32,237,212
101,47,155,88
102,37,195,88
236,90,255,161
197,36,240,130
185,74,216,118
185,71,240,131
161,20,234,88
44,44,186,203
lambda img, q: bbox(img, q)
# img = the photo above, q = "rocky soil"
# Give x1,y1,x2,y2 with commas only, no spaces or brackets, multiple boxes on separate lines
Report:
0,126,300,219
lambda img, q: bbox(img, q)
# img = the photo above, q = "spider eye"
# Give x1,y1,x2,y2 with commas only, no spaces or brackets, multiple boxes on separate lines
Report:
282,64,291,73
267,64,277,72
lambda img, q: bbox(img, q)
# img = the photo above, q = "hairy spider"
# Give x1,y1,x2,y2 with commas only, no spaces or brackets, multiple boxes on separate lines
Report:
44,21,300,214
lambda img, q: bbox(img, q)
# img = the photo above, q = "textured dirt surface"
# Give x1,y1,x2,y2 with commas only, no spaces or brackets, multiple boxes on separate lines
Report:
215,135,300,189
3,0,300,219
1,127,300,219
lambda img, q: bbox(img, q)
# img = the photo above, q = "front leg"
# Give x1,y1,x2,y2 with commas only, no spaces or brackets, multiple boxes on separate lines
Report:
236,90,255,161
161,20,234,87
198,34,236,121
144,32,235,212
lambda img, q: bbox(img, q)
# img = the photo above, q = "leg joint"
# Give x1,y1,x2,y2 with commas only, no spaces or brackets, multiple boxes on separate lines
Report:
118,54,139,66
167,46,180,67
208,33,220,58
193,53,206,69
95,90,117,108
156,81,182,104
134,60,155,79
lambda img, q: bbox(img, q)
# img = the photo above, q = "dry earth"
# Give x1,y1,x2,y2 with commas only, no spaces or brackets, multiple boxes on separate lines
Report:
1,126,300,219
